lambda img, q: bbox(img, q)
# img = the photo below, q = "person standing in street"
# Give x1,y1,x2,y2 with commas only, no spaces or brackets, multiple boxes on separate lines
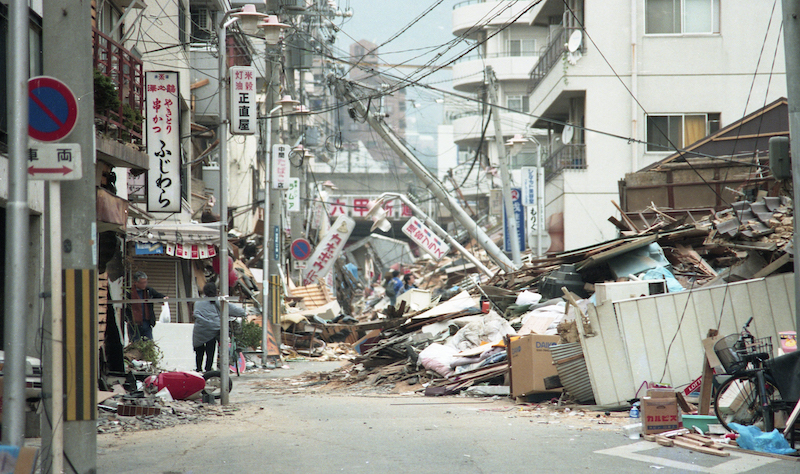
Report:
384,270,403,306
192,282,246,372
125,271,166,342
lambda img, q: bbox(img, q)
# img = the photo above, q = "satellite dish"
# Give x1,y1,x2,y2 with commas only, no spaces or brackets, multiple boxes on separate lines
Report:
567,30,582,53
561,125,574,144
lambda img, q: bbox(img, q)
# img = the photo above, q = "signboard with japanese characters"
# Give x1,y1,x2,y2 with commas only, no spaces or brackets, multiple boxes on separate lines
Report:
230,66,255,135
402,217,450,261
503,188,526,252
272,144,289,189
521,166,536,206
326,196,413,219
286,177,300,213
301,215,355,285
145,71,180,212
27,143,82,180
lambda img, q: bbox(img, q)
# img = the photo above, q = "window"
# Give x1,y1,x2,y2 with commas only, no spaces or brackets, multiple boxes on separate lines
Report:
508,38,536,57
507,95,529,113
645,0,719,34
646,113,720,151
191,7,214,43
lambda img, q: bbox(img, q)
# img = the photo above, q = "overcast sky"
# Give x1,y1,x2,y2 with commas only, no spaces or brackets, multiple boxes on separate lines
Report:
333,0,459,144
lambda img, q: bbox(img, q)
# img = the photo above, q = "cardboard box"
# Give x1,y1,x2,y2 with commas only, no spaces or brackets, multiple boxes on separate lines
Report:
508,334,561,398
641,389,683,435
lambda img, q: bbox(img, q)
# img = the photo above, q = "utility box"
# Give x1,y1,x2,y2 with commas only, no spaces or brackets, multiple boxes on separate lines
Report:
508,334,561,398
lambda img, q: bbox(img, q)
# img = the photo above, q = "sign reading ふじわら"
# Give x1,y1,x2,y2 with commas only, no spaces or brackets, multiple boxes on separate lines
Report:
146,72,181,213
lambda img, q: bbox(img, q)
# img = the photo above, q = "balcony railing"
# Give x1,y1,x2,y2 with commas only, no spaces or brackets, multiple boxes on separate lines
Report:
528,26,567,93
92,27,144,143
454,50,540,64
544,143,586,181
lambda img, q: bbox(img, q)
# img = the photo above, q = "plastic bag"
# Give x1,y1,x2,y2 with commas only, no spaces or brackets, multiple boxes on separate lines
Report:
159,302,171,324
729,423,795,455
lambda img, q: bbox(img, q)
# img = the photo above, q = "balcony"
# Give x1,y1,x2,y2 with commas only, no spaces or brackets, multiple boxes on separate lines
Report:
544,143,585,181
453,51,540,91
528,26,572,94
453,1,540,39
93,27,144,144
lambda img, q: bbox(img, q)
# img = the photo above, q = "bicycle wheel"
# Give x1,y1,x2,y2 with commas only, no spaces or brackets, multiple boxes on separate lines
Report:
714,373,782,432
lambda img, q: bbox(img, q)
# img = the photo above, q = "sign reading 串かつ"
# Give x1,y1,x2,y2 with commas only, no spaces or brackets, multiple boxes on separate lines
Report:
402,217,450,261
145,72,181,212
230,66,255,135
301,215,355,285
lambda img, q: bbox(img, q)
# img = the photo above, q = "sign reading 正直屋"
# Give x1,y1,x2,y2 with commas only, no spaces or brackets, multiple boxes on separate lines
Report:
230,66,255,135
146,71,181,213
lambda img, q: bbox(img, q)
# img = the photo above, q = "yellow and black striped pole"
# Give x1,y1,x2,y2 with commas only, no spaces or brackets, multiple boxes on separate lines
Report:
62,268,97,421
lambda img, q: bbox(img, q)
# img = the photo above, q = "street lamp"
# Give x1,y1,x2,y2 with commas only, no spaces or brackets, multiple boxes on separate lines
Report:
216,2,286,404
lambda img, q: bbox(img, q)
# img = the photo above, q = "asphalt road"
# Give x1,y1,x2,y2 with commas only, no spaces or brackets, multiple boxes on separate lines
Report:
96,361,800,474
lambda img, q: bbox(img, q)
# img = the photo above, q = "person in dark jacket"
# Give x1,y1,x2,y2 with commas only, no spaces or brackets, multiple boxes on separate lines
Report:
192,282,246,372
125,271,166,342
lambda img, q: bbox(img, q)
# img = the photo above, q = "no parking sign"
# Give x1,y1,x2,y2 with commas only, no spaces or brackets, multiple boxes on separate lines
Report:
28,76,78,142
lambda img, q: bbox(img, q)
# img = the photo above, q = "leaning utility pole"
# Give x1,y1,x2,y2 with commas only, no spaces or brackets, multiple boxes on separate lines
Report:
486,67,522,267
782,0,800,334
331,77,517,274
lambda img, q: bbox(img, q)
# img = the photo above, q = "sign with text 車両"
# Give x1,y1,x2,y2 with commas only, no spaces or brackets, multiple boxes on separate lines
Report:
230,66,255,135
27,143,82,180
402,217,450,261
286,177,300,213
145,72,181,212
301,215,354,285
272,144,289,189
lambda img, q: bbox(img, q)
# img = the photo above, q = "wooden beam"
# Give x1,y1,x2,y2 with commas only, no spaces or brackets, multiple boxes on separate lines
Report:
190,78,209,90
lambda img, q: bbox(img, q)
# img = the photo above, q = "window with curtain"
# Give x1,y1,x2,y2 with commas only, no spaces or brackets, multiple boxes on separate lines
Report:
506,95,529,113
645,0,719,34
508,38,536,57
646,113,720,151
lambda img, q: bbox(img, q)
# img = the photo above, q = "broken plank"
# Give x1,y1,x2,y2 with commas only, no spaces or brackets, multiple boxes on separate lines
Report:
751,252,792,279
673,438,730,457
655,436,674,447
681,434,714,447
719,444,800,462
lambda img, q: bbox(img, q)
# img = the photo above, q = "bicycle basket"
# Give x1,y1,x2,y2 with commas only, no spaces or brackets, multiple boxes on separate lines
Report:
714,334,773,373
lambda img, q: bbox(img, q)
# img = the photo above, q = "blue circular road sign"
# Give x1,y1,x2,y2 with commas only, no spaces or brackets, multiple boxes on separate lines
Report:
28,76,78,142
291,238,312,261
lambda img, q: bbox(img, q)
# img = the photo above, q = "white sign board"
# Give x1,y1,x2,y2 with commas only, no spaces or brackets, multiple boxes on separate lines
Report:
27,143,82,180
286,177,300,213
272,144,289,189
521,166,536,206
146,71,181,212
301,215,355,285
230,66,256,135
489,189,503,216
402,217,450,261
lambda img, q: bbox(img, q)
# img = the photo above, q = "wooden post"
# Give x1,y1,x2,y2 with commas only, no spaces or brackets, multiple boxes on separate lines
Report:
698,329,718,415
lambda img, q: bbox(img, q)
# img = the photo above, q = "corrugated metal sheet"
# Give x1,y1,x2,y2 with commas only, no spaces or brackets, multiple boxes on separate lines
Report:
550,342,594,403
579,273,795,407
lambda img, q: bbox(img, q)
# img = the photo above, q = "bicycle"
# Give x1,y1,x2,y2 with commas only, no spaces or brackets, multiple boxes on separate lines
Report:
713,317,786,433
216,317,245,377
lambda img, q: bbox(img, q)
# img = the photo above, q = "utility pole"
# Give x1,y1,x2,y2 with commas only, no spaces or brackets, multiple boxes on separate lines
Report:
782,0,800,334
486,66,522,267
332,77,517,273
43,0,97,471
3,0,30,450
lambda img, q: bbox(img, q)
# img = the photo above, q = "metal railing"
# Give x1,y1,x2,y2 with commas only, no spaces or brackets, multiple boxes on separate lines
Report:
544,143,586,181
528,26,567,93
454,50,541,64
453,0,487,9
92,27,144,143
